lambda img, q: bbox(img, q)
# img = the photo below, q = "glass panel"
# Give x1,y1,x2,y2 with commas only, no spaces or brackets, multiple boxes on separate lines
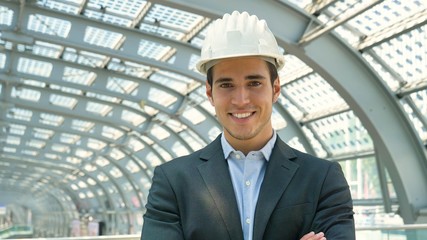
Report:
279,55,313,84
0,6,13,26
5,136,20,145
137,39,171,60
402,99,427,142
27,139,46,149
12,87,41,102
107,77,139,94
36,0,80,14
284,74,348,116
0,53,6,69
339,157,381,199
408,91,427,141
139,23,184,40
33,128,54,140
150,71,199,94
87,138,107,151
96,156,110,167
102,126,124,140
49,94,78,109
51,143,70,153
17,58,53,77
84,163,97,172
60,133,80,144
371,27,426,84
110,166,123,178
32,41,62,58
127,137,144,152
109,148,125,160
145,4,203,31
126,160,140,173
27,14,72,38
146,151,162,167
121,109,146,126
40,113,64,126
85,0,148,22
171,141,190,156
9,124,26,135
150,124,170,141
63,67,97,86
148,87,177,107
86,101,113,116
8,108,33,121
182,106,206,125
272,106,287,130
84,26,124,48
179,129,205,151
354,205,403,228
308,111,373,156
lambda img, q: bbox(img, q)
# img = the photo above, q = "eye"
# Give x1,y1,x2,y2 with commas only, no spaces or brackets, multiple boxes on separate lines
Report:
219,83,233,88
249,81,262,87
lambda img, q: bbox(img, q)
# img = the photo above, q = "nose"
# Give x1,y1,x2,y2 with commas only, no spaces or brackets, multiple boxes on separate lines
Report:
231,86,250,106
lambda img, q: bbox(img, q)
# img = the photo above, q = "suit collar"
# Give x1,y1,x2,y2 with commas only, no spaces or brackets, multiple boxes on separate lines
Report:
198,135,244,240
199,134,222,161
220,131,278,161
198,135,299,240
253,138,299,240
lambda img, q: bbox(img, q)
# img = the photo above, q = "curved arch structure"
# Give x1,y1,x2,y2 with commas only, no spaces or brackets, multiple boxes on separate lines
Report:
0,0,426,236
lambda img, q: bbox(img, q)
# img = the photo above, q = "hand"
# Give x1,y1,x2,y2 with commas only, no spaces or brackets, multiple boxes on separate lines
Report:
300,231,326,240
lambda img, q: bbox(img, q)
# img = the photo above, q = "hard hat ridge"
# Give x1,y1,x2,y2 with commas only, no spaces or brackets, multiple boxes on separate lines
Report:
196,11,285,74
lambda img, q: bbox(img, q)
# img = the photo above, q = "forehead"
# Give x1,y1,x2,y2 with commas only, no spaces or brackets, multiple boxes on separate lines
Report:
212,57,269,76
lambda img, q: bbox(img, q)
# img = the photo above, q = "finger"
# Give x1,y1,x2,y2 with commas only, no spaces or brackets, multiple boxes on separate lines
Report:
314,232,325,240
300,231,315,240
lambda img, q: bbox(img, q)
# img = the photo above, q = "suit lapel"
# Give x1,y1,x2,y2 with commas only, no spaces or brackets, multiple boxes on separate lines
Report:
253,139,299,240
197,136,244,240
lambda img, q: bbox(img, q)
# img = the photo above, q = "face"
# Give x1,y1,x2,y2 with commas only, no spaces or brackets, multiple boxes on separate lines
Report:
206,57,281,152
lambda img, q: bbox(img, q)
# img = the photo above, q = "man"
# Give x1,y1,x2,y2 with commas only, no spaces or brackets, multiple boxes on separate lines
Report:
141,11,355,240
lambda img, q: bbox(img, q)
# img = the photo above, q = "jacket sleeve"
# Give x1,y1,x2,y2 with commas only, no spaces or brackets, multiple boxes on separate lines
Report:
141,166,184,240
311,161,356,240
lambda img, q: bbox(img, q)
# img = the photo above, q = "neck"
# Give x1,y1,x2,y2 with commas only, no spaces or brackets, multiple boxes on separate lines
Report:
224,129,274,155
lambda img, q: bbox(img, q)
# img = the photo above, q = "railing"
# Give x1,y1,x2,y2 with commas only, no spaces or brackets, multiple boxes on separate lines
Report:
13,235,139,240
356,224,427,240
11,224,427,240
0,225,33,239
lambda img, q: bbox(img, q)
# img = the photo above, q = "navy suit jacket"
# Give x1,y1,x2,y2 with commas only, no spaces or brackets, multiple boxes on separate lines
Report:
141,135,355,240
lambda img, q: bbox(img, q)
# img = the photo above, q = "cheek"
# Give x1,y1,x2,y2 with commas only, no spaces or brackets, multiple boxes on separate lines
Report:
210,92,225,104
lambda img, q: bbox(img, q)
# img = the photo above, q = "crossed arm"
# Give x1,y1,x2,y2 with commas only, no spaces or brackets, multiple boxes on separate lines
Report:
142,157,354,240
301,231,326,240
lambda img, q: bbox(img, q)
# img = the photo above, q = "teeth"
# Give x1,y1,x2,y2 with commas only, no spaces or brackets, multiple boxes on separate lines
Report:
233,112,251,119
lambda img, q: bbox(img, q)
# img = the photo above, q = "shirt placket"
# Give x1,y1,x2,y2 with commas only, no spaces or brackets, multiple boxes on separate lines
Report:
243,153,260,240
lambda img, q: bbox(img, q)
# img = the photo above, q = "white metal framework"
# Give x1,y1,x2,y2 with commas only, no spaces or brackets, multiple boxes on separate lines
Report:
0,0,426,237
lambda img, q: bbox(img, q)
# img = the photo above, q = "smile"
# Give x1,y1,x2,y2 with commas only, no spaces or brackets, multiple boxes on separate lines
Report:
232,112,253,119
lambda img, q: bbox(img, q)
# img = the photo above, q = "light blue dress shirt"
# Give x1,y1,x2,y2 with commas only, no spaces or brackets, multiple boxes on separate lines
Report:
221,132,277,240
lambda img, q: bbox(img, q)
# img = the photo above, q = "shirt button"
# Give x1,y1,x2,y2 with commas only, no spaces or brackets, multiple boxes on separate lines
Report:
245,180,251,186
246,218,250,224
235,154,241,159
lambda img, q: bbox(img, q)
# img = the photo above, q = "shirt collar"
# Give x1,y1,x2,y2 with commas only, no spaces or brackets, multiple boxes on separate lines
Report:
221,130,277,161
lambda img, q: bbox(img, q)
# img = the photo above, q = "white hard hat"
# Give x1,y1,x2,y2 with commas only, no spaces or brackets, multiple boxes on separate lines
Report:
196,11,285,74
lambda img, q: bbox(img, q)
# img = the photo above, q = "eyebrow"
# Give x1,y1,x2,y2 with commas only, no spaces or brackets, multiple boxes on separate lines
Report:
246,74,266,80
214,74,267,84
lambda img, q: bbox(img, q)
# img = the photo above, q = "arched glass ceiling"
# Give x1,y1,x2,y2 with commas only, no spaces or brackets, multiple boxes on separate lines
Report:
0,0,426,236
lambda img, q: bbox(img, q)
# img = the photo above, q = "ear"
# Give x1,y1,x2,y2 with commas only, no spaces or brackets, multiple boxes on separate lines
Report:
273,77,281,103
206,81,214,106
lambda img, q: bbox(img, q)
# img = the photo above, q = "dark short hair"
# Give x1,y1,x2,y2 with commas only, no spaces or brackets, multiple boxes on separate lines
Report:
206,60,278,87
